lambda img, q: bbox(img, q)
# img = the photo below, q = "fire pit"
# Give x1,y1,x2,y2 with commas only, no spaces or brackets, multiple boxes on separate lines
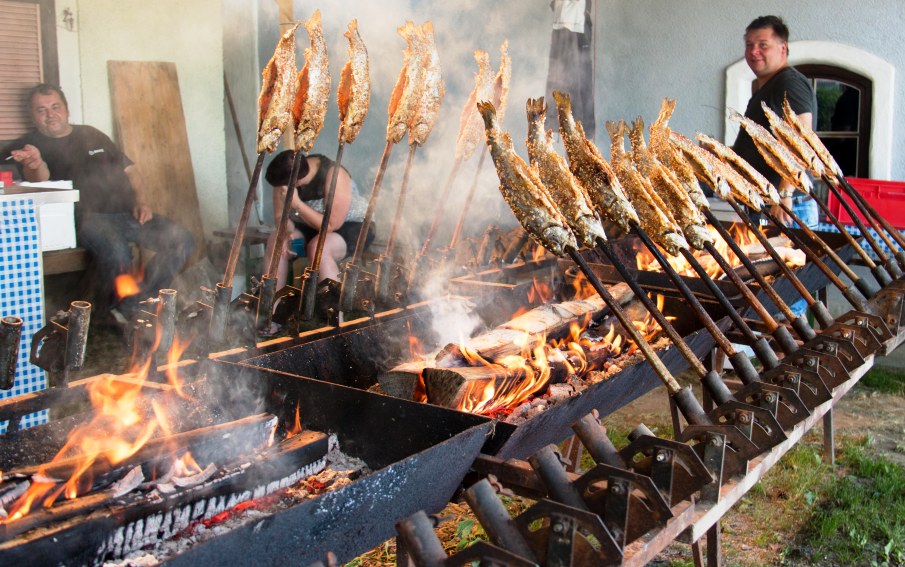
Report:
0,361,491,566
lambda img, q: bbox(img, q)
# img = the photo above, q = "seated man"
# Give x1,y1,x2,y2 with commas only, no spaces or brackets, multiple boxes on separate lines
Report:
4,84,194,322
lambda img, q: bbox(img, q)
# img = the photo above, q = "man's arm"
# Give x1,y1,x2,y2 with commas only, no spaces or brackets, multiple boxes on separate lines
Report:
10,144,50,182
125,164,153,224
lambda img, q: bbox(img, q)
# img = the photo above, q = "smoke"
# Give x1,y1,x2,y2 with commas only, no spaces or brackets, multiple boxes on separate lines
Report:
296,1,556,255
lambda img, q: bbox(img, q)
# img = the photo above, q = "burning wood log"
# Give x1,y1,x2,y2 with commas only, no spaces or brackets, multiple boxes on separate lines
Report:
377,283,633,405
436,282,631,366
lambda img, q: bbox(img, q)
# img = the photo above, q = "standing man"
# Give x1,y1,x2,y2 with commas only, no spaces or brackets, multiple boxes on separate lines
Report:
4,84,194,323
733,15,818,228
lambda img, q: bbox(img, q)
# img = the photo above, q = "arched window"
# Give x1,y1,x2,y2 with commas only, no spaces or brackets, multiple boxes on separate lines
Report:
796,65,872,178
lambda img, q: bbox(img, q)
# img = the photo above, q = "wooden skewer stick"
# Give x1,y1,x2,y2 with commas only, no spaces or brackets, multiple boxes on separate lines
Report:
222,153,267,287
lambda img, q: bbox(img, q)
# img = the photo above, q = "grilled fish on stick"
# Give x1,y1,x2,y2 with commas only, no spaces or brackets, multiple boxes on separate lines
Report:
629,117,711,249
525,97,605,248
386,22,427,144
478,101,577,256
649,98,710,211
696,133,780,205
729,109,813,195
491,40,512,125
337,20,370,144
667,131,731,199
256,22,299,154
781,96,843,181
292,10,331,152
761,102,825,178
454,50,494,161
552,91,638,233
605,120,688,255
408,22,444,146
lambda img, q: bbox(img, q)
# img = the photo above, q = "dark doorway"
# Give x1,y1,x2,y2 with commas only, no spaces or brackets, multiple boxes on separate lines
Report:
796,64,872,178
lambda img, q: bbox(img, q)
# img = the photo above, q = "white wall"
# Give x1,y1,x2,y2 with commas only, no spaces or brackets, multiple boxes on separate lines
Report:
59,0,228,235
596,0,905,179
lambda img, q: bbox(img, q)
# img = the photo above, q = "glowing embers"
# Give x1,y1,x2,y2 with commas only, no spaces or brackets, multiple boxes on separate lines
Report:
634,222,802,279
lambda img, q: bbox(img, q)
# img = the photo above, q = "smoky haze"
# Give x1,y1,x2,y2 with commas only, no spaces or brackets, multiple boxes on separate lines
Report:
285,1,557,254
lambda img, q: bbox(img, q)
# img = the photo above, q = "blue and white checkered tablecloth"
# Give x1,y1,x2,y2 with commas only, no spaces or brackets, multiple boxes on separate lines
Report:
815,221,905,262
0,198,48,431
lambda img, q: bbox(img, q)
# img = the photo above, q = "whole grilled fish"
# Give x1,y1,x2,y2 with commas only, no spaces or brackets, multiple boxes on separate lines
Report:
525,97,606,248
491,40,513,125
408,22,444,146
761,102,826,178
782,96,844,181
649,98,711,211
478,101,577,256
629,117,711,249
337,20,370,145
256,22,299,154
696,133,780,205
668,131,731,199
386,22,426,144
292,10,331,153
606,120,688,255
729,109,813,195
454,50,494,162
552,91,638,233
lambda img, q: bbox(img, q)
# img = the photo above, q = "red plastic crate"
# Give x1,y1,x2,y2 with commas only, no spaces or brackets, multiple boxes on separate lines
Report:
827,177,905,230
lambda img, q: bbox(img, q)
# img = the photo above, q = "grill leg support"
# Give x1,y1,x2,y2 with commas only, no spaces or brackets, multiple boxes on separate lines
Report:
823,409,836,466
691,522,722,567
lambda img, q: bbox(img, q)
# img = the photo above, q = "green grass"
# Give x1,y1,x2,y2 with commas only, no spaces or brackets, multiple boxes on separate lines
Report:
791,438,905,566
860,367,905,395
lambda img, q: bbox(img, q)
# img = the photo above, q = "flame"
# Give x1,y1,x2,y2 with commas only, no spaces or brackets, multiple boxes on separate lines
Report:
511,277,555,319
174,451,203,477
166,338,195,401
286,402,303,438
571,271,595,300
530,244,546,263
451,291,673,417
114,272,143,300
406,321,425,361
634,223,774,279
3,330,196,524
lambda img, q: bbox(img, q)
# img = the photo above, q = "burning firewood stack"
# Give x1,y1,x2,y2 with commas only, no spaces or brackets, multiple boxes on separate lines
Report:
4,8,905,567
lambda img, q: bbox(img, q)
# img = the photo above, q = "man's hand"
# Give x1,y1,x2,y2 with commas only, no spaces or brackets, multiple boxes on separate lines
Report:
770,196,794,226
10,145,50,181
133,204,153,224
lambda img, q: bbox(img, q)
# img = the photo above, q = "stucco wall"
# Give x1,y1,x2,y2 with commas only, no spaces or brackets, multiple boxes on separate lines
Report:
61,0,228,234
596,0,905,179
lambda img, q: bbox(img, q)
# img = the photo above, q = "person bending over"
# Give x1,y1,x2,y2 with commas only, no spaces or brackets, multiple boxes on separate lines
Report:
263,150,372,287
4,84,194,322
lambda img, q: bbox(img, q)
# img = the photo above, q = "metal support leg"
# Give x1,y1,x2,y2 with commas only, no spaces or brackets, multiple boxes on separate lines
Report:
823,409,835,466
706,523,722,567
395,535,414,567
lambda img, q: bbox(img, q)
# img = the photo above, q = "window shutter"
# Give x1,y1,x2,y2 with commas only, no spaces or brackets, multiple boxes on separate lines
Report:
0,0,43,142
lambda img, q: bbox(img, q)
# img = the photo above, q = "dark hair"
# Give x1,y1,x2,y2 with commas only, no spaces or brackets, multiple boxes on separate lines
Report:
27,83,68,110
265,150,310,186
746,15,790,43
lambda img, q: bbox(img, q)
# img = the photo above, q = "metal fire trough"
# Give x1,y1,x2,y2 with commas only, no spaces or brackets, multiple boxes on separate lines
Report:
237,290,720,460
0,367,492,566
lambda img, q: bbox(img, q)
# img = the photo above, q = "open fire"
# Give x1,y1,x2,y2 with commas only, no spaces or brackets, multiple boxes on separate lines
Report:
392,282,669,420
634,222,804,279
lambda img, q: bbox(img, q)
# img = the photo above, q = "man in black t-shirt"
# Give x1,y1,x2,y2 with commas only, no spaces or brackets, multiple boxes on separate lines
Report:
5,84,194,321
733,15,818,228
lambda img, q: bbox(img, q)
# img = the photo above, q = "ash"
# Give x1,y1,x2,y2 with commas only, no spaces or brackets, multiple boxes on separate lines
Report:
504,336,672,425
102,446,369,567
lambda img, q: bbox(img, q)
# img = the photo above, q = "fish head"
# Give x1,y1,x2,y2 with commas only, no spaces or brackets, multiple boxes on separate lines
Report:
684,224,714,250
540,225,578,257
659,231,690,257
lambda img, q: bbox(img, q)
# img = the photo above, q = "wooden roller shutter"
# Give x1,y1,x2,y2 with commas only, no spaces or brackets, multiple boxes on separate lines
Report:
0,0,58,144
